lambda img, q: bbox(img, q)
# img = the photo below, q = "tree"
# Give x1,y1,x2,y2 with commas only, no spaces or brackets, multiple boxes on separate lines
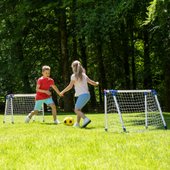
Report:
144,0,170,110
0,0,169,112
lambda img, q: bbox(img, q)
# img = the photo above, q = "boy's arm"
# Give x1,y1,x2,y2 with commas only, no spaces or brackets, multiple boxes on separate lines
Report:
36,84,51,95
51,84,61,96
60,80,74,95
87,77,99,86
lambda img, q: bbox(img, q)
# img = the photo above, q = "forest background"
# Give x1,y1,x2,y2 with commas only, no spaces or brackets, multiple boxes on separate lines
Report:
0,0,169,112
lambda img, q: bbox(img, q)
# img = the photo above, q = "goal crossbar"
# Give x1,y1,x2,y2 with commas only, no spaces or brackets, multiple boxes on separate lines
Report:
12,94,36,97
104,89,155,93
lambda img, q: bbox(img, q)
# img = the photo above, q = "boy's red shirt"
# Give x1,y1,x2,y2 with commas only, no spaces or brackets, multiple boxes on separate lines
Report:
35,76,54,100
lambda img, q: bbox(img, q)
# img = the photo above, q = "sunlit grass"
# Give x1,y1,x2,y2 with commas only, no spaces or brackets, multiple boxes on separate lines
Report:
0,113,170,170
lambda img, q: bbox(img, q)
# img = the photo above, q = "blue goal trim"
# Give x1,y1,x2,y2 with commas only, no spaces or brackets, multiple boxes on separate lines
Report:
104,89,158,96
104,90,118,96
151,89,157,95
6,94,14,99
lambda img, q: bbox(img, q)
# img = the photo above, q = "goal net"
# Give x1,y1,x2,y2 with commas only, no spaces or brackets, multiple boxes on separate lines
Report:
104,90,167,132
3,94,44,123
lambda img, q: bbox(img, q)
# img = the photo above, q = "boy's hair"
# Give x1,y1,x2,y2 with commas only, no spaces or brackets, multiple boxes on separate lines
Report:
71,60,84,81
42,65,51,72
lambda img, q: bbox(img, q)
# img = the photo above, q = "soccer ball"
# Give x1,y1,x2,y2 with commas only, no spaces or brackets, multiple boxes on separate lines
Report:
63,117,74,126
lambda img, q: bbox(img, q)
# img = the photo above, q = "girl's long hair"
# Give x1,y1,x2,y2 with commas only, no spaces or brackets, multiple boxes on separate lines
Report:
71,60,84,81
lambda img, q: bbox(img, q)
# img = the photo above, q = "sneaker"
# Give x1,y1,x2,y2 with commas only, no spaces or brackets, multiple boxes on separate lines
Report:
25,116,31,123
82,118,91,128
54,119,60,124
73,122,80,128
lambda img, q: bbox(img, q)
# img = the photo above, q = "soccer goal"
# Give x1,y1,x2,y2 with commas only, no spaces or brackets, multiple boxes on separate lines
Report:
3,94,44,123
104,90,167,132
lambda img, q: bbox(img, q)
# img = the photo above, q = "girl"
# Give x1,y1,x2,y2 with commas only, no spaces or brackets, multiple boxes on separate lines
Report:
60,60,99,128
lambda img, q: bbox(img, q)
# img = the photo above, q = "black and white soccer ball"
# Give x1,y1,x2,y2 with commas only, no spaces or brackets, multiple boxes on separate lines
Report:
63,117,74,126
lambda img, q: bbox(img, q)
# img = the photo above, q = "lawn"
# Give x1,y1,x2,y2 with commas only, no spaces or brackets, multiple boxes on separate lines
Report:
0,113,170,170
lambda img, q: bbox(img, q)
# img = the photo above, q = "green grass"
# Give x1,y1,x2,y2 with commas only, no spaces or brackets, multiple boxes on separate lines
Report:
0,113,170,170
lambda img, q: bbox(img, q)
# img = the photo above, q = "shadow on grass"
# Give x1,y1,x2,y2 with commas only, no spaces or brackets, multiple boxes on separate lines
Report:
39,122,64,125
82,126,97,130
39,122,98,130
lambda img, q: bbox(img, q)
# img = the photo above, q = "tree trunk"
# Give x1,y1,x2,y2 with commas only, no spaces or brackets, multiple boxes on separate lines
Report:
79,37,96,111
79,38,87,70
143,28,152,89
96,40,107,104
164,24,170,111
164,62,170,111
121,22,130,89
58,2,74,112
131,51,136,89
72,0,77,60
129,17,136,89
124,55,130,89
15,41,32,93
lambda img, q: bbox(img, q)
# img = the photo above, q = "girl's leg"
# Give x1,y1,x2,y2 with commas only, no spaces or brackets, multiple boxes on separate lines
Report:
74,93,91,127
77,114,81,124
74,108,91,127
74,108,85,123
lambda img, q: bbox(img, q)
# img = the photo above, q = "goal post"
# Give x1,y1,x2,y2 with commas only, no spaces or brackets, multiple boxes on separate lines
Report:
3,94,45,123
104,90,167,132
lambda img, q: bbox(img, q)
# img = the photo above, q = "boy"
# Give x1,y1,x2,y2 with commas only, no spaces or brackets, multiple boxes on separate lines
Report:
25,65,61,124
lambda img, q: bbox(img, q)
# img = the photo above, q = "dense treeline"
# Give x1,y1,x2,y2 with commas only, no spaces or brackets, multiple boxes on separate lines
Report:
0,0,169,112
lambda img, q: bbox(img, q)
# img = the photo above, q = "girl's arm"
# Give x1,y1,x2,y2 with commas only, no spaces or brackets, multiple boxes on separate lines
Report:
60,80,75,95
51,84,62,96
87,77,99,86
36,84,51,95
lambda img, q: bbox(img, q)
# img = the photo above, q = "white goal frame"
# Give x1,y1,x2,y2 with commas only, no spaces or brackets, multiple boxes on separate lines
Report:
3,94,45,123
104,89,167,132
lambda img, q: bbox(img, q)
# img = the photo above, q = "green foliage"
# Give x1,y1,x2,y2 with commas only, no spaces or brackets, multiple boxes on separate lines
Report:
143,0,170,109
0,0,170,110
143,0,157,25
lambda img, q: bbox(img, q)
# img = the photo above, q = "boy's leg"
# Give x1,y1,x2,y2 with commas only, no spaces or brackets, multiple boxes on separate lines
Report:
28,110,39,119
25,100,43,123
49,103,57,121
25,110,38,123
46,97,60,123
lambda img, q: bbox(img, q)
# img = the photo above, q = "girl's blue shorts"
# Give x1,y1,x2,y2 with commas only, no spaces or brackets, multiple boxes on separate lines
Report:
75,93,90,110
